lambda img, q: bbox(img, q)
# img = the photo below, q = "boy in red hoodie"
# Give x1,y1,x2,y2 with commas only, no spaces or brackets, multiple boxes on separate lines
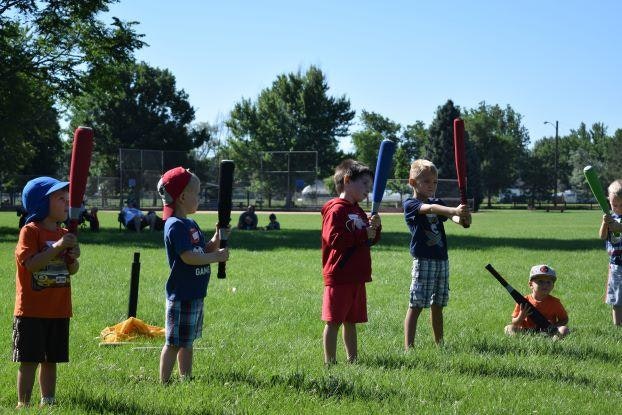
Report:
321,159,381,364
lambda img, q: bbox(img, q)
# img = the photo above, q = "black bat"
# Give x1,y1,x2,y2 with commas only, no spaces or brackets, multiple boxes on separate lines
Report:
217,160,235,279
485,264,556,332
127,252,140,318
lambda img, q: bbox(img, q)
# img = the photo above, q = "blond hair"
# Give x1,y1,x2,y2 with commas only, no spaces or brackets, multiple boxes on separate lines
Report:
409,159,437,180
609,179,622,198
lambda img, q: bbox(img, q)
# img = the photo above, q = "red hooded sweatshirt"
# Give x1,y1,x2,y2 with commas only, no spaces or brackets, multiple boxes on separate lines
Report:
321,198,381,286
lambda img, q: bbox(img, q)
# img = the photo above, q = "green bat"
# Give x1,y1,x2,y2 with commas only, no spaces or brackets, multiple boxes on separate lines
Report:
583,166,610,214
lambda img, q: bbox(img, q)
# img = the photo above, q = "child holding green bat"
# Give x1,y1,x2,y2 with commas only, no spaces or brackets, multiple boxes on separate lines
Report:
599,179,622,325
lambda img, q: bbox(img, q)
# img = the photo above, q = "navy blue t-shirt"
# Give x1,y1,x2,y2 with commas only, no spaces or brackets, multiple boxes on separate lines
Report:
606,213,622,265
403,197,449,260
164,217,210,301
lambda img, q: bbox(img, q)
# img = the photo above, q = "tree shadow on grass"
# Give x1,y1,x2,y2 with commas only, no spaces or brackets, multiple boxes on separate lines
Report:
233,230,603,252
0,226,603,253
0,225,164,249
379,231,602,252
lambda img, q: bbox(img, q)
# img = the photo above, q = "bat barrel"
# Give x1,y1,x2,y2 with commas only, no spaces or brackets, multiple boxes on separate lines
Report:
69,127,94,209
371,139,396,214
128,252,140,318
217,160,235,279
583,166,611,214
485,264,507,285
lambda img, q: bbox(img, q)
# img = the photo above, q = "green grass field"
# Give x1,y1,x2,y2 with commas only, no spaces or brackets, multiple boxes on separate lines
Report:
1,209,621,414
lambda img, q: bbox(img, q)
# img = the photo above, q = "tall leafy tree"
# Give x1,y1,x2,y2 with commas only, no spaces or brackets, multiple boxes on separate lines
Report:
522,149,555,205
352,111,405,200
0,57,60,183
70,62,209,176
1,0,144,183
544,122,612,201
1,0,144,99
351,110,401,168
352,112,431,201
463,102,529,207
226,66,355,207
604,129,622,184
426,100,462,179
401,121,428,168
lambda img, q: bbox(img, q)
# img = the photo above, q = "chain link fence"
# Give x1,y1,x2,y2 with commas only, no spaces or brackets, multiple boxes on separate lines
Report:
2,173,466,214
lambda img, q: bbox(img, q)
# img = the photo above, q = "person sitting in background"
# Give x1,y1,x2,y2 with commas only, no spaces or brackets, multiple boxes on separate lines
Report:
119,202,149,232
83,207,99,232
237,205,258,230
265,213,280,230
146,210,164,231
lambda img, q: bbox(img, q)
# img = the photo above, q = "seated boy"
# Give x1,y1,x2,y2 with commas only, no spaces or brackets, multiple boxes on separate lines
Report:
505,264,569,338
265,213,280,230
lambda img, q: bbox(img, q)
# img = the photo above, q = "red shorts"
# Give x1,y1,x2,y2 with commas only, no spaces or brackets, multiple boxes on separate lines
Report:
322,283,367,323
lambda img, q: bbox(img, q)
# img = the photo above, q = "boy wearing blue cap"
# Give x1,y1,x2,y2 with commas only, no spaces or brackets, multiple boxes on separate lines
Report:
13,177,81,408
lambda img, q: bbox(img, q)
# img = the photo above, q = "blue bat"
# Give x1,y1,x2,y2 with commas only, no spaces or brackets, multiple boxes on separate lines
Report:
338,139,396,268
371,139,397,215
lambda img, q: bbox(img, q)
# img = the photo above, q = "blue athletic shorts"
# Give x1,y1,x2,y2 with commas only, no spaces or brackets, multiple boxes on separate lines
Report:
409,258,449,308
165,298,204,347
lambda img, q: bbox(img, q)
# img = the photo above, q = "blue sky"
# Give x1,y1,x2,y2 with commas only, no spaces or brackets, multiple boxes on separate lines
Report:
105,1,621,151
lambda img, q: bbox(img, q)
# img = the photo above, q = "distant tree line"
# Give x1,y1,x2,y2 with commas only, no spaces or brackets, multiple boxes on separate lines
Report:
2,1,621,209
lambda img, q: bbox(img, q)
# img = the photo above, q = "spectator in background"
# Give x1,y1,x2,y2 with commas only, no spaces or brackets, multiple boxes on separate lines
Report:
119,202,149,232
146,210,164,231
83,207,100,232
237,205,258,230
265,213,280,230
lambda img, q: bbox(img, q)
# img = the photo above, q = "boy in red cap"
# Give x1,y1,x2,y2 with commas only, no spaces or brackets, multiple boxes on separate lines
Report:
504,264,569,338
13,177,81,408
156,167,229,383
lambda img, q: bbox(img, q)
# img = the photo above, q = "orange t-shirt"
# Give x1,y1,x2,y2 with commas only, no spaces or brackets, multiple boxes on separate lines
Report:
14,222,72,318
512,294,567,329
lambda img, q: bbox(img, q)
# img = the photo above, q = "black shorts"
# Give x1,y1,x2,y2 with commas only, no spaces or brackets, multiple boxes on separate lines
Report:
12,317,70,362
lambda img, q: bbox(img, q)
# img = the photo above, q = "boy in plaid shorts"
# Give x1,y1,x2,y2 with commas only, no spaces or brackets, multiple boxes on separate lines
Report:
403,160,470,349
157,167,229,383
599,179,622,325
13,177,81,408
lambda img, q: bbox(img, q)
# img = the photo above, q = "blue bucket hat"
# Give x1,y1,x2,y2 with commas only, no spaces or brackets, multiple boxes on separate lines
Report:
22,177,69,224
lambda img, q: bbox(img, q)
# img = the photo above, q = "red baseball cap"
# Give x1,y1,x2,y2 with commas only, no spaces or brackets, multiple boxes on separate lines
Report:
157,167,192,220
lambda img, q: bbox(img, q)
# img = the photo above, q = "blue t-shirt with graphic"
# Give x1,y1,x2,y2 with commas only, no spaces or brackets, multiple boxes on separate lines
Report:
606,213,622,265
403,197,449,260
164,217,210,301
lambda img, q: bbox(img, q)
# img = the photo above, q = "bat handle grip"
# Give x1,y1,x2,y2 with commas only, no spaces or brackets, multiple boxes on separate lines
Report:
217,236,228,279
67,219,78,235
367,209,380,246
64,220,79,265
460,196,470,228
